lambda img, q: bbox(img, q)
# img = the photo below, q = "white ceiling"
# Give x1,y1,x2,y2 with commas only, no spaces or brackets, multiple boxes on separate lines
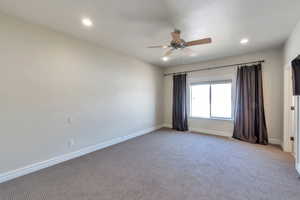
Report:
0,0,300,67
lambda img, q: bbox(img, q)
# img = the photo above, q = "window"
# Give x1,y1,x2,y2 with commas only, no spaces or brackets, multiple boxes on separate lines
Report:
190,81,232,119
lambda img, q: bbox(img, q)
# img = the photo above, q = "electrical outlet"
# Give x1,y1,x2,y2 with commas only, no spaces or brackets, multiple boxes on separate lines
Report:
67,117,72,125
291,106,295,111
68,139,75,147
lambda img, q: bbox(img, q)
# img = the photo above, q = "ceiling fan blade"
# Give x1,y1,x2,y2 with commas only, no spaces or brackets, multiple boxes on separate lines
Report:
164,49,173,57
148,45,169,48
185,38,212,46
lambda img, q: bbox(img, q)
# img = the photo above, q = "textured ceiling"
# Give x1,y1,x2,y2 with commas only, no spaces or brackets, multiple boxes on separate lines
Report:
0,0,300,67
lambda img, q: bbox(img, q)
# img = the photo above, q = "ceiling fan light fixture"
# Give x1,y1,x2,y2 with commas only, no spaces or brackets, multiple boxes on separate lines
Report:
162,56,169,61
240,38,249,44
81,18,93,27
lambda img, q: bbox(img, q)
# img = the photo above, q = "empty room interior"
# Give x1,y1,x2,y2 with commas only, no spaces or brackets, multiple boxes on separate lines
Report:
1,0,300,199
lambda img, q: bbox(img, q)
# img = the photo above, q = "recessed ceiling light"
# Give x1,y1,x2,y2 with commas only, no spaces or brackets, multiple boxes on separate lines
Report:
81,18,93,27
240,38,249,44
162,56,169,62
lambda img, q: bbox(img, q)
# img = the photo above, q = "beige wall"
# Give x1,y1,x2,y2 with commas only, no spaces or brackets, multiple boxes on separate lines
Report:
0,13,164,174
164,48,284,144
284,21,300,65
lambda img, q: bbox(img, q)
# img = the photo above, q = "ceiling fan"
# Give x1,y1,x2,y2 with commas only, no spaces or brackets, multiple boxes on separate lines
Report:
148,29,212,58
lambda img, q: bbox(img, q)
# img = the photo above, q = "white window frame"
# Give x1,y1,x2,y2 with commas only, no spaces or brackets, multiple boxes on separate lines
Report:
189,80,233,120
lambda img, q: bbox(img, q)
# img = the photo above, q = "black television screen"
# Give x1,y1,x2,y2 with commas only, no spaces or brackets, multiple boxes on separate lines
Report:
292,56,300,96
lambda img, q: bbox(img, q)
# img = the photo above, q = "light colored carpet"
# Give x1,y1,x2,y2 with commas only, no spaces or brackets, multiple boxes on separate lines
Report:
0,128,299,200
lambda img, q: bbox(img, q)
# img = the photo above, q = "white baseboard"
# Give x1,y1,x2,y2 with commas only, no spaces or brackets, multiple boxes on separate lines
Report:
163,124,172,128
0,125,163,184
269,138,283,146
163,124,282,145
189,127,232,138
163,124,231,138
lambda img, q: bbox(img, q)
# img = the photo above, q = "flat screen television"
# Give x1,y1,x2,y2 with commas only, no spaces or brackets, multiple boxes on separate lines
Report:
292,55,300,96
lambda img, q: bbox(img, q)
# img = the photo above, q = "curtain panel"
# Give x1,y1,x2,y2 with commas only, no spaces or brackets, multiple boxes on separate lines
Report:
233,64,268,144
172,74,188,131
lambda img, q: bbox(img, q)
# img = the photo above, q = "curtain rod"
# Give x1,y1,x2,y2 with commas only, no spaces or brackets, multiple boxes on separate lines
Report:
164,60,265,76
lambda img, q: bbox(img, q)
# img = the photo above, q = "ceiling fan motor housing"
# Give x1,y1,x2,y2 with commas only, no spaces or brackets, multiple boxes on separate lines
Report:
170,39,186,49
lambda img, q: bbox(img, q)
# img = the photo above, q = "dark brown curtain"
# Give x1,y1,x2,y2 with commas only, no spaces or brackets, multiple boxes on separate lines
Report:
233,64,268,144
172,74,188,131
